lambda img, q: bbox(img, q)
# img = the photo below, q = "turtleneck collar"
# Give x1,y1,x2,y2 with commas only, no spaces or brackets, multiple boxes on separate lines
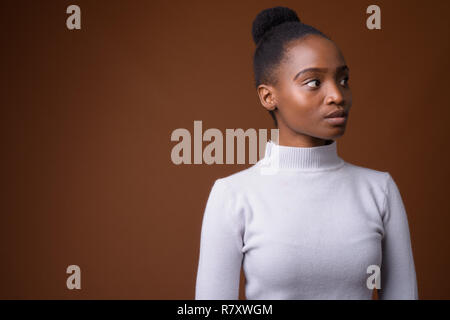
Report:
260,139,345,172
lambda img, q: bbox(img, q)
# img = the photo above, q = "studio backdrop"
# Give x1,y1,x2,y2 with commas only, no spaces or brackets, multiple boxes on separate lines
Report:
1,0,449,299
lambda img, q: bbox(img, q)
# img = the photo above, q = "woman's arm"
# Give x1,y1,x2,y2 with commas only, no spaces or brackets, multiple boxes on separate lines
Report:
378,173,419,300
195,179,245,300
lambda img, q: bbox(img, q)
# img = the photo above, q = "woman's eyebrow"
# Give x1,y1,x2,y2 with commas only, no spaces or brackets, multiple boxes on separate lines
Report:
293,65,349,81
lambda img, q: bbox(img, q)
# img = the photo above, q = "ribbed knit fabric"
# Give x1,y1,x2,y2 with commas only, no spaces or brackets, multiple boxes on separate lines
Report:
195,140,418,300
261,139,344,171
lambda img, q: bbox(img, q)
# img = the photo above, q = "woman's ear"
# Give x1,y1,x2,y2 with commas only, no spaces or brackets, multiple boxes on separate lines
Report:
256,84,277,111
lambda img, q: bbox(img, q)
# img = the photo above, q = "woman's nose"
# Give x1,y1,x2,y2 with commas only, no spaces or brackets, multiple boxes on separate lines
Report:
325,82,345,105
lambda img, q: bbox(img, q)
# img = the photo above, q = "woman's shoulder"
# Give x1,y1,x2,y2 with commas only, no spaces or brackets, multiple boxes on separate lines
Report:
342,160,391,189
212,161,263,194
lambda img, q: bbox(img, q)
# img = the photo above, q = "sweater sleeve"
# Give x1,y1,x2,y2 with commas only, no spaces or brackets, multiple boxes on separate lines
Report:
195,178,245,300
377,173,418,300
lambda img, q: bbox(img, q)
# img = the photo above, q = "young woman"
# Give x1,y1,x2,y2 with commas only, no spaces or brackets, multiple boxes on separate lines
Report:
195,6,418,300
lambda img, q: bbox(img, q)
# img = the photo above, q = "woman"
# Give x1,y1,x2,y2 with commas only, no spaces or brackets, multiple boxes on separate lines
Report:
195,6,418,300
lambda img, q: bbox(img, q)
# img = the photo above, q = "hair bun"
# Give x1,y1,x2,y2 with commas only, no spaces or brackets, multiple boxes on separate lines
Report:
251,6,301,45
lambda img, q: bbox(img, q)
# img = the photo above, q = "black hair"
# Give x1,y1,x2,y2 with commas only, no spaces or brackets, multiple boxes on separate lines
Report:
251,6,331,128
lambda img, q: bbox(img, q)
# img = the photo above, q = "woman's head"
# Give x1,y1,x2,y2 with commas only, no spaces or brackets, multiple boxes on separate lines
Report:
252,6,352,145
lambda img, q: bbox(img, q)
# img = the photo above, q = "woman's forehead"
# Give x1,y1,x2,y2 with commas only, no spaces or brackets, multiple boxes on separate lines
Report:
283,36,345,73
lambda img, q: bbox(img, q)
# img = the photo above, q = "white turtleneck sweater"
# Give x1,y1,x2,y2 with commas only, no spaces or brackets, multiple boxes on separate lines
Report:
195,140,418,300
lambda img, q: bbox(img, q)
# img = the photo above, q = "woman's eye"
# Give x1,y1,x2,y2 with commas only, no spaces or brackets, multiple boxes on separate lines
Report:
305,77,349,88
306,80,320,88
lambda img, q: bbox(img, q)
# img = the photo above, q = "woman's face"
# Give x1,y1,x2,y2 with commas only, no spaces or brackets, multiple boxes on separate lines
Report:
258,34,352,146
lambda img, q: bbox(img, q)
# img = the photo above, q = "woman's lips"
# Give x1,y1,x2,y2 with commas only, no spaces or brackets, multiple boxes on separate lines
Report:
325,109,347,118
324,115,347,125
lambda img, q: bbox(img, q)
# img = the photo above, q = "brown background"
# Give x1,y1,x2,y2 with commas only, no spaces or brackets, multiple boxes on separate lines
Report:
1,0,449,299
